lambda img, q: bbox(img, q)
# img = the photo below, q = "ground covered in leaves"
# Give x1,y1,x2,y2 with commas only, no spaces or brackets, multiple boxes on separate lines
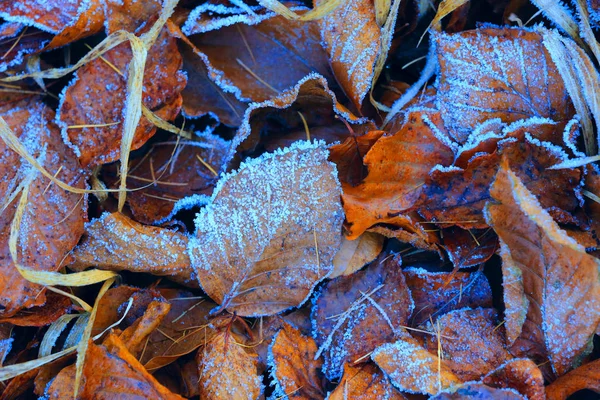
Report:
1,0,600,399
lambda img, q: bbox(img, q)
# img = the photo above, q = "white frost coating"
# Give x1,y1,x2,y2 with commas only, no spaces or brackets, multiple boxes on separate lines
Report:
421,113,458,153
503,116,556,133
562,117,586,158
153,194,211,225
55,71,82,157
430,164,462,174
225,72,371,169
266,330,287,400
0,0,91,34
523,132,570,162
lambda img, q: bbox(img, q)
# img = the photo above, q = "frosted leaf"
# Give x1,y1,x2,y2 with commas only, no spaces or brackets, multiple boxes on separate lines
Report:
0,100,87,316
371,330,461,395
404,267,493,326
545,358,600,399
485,162,600,376
330,231,384,278
197,330,264,400
441,226,498,269
189,140,343,317
267,322,324,399
311,254,413,380
0,324,13,366
422,308,509,382
482,358,545,400
435,26,574,143
69,212,195,287
0,25,50,73
328,362,407,400
431,384,525,399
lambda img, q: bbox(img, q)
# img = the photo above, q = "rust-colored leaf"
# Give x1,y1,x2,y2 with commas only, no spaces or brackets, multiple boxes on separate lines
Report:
68,212,194,287
58,25,186,167
342,110,454,239
442,227,498,269
331,231,384,278
431,383,526,399
404,267,493,326
329,130,385,186
546,358,600,400
435,27,574,143
485,161,600,375
0,100,87,316
268,322,324,399
0,291,71,327
312,253,413,379
483,358,545,400
328,362,407,400
189,141,343,316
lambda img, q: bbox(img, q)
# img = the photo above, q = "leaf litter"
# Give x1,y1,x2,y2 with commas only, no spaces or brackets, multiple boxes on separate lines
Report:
1,0,600,399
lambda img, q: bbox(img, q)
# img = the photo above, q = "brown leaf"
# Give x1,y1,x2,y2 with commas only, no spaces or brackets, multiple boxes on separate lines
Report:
328,362,407,400
181,4,334,104
435,27,574,143
268,322,324,399
0,25,51,72
0,100,87,316
58,25,186,167
422,308,509,382
312,254,413,379
367,212,441,251
342,110,454,238
141,289,215,371
317,0,381,109
404,267,493,326
197,330,263,400
546,358,600,400
442,227,498,269
329,130,385,186
431,383,526,399
68,212,195,287
418,135,583,229
119,299,171,357
189,141,343,316
106,132,229,224
372,329,462,395
45,334,184,399
0,291,71,327
485,161,600,375
483,358,545,400
331,231,384,278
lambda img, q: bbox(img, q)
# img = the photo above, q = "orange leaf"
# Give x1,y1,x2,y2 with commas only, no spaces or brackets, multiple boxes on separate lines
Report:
431,383,526,399
342,110,454,238
312,254,413,379
268,322,324,399
483,358,545,400
331,231,384,278
189,141,343,316
329,362,407,400
0,291,71,327
435,27,574,143
546,358,600,400
485,161,600,375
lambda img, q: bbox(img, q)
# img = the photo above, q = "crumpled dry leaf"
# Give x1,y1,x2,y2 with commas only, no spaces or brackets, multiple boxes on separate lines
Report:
404,267,493,326
118,299,171,358
431,383,525,399
485,161,600,376
197,329,263,400
268,322,324,399
422,308,509,382
312,253,413,380
181,3,334,106
328,362,407,400
0,25,51,73
342,110,454,239
546,358,600,400
483,358,545,400
68,212,195,287
0,291,71,327
189,141,343,317
317,0,382,110
330,231,384,278
0,100,87,316
45,333,184,399
58,25,186,167
329,130,385,186
372,329,461,395
435,26,574,143
106,131,230,224
441,227,498,269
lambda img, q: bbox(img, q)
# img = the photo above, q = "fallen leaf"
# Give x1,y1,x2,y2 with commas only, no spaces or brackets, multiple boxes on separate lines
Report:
404,267,493,326
342,110,454,239
329,130,385,186
45,333,184,399
58,25,186,167
328,362,407,400
442,227,498,269
331,231,384,278
181,3,334,104
367,212,441,251
0,25,51,73
546,358,600,400
372,329,462,395
189,141,343,316
435,27,574,143
0,100,87,316
422,308,509,382
483,358,545,400
197,329,263,400
431,383,525,399
68,212,195,287
268,322,324,399
485,161,600,375
312,253,413,379
0,291,71,327
0,323,12,366
119,299,171,357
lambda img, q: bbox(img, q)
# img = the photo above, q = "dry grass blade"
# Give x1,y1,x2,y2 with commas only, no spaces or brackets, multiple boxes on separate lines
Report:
575,0,600,62
39,314,80,357
418,0,469,46
258,0,344,20
530,0,583,46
